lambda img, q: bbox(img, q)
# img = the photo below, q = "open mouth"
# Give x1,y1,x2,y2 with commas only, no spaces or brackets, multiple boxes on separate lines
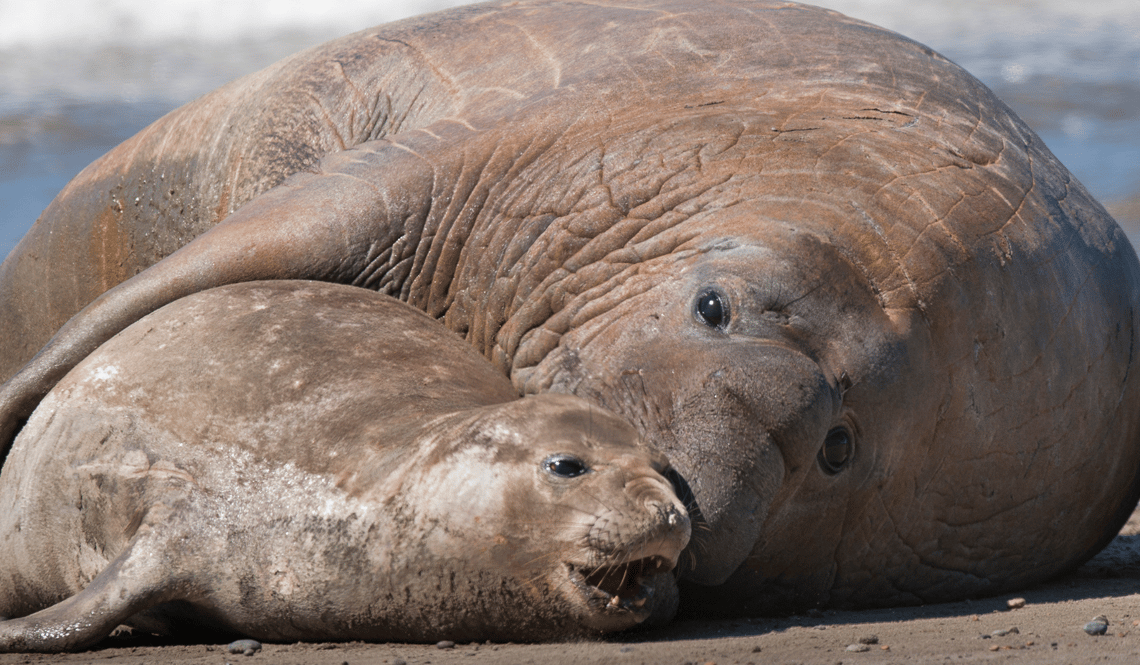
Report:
566,555,674,616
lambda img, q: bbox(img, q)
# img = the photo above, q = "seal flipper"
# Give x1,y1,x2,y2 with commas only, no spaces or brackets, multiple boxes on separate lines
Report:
0,120,510,458
0,535,195,653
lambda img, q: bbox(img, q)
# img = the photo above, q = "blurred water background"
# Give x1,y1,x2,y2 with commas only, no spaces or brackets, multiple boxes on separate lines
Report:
1,0,1137,261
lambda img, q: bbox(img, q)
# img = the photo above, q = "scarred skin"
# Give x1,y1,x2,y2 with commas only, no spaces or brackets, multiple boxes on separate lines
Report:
1,0,1139,613
0,281,690,651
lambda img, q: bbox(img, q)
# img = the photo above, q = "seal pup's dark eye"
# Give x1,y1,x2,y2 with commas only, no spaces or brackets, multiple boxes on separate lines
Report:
818,427,853,475
694,288,730,329
544,454,590,478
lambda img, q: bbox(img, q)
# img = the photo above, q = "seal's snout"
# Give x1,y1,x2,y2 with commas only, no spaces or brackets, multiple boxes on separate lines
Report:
609,468,692,566
560,463,693,631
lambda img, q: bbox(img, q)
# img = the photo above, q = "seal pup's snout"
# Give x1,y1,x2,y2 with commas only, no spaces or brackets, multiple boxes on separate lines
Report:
636,490,692,568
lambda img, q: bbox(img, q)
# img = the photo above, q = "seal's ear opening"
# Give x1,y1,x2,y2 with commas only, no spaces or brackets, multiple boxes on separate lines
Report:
817,426,853,475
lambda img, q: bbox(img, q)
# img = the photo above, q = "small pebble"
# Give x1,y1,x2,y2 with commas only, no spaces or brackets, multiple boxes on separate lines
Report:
991,627,1020,637
751,645,762,652
393,659,408,665
436,640,456,649
226,639,262,656
858,635,879,645
845,644,870,652
1084,616,1109,636
1007,597,1026,610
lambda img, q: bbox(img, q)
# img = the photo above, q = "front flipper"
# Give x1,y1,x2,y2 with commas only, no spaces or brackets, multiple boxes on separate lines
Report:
0,121,507,457
0,536,193,653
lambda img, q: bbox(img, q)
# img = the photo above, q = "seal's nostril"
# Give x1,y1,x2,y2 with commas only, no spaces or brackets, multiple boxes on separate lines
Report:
651,503,689,537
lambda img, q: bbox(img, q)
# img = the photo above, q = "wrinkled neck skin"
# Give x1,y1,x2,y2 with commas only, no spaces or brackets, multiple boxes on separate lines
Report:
447,89,1139,609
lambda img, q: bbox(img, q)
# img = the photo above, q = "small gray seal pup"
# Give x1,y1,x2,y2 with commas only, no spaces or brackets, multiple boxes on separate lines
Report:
0,281,689,652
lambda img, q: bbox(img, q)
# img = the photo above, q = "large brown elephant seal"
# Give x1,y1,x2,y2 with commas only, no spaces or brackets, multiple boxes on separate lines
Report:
0,280,690,651
2,0,1139,613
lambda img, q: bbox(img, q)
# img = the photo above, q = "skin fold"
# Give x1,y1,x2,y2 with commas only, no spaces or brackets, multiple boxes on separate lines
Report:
1,0,1139,613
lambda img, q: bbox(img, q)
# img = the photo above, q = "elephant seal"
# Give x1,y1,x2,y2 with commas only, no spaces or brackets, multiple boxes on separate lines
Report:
0,281,690,651
2,0,1139,613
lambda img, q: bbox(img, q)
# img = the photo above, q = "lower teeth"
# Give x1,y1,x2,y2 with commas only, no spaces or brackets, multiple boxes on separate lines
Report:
607,590,651,609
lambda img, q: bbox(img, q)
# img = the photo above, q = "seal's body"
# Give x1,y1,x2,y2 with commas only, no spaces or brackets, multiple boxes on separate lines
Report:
1,0,1138,612
0,281,689,652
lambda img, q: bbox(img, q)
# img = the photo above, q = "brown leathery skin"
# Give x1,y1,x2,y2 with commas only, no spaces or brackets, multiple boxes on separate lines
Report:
1,0,1139,613
0,281,690,651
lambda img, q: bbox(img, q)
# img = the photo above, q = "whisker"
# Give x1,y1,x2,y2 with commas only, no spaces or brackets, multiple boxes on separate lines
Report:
521,551,565,568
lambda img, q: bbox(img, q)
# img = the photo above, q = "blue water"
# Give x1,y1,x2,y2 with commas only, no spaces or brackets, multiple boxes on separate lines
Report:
1038,133,1140,202
0,100,179,255
2,0,1138,259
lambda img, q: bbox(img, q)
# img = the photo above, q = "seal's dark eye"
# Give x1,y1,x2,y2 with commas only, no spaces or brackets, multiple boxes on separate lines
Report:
695,288,729,329
818,427,853,475
544,454,589,478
